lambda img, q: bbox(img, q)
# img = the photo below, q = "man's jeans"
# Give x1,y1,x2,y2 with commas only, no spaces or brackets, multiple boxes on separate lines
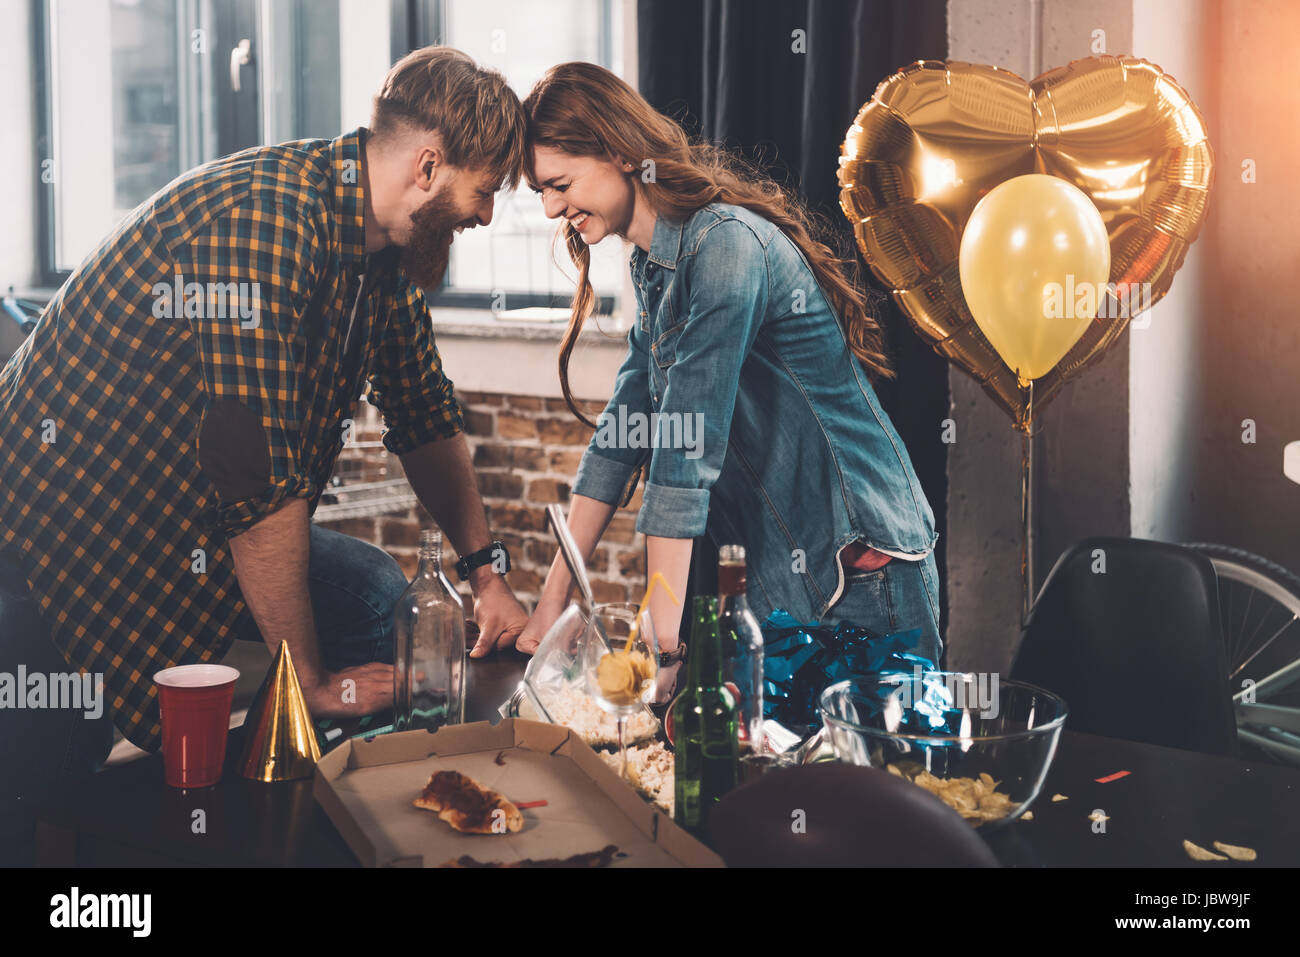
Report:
0,523,409,865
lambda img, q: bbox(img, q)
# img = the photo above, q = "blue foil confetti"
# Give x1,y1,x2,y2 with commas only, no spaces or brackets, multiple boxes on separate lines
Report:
760,609,940,738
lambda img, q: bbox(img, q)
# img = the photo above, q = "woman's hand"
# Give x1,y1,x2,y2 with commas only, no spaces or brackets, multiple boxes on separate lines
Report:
517,596,566,655
652,660,681,704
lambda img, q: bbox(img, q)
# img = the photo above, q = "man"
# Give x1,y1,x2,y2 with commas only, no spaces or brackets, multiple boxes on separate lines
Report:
0,46,529,863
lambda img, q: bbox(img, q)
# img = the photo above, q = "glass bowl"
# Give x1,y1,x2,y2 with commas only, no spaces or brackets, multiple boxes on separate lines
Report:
497,603,662,748
819,672,1068,830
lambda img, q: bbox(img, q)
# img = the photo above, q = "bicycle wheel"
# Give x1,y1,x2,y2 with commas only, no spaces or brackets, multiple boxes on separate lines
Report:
1183,543,1300,766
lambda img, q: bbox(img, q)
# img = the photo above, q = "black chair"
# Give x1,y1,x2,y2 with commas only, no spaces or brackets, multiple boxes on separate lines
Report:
710,762,1000,867
1011,537,1238,756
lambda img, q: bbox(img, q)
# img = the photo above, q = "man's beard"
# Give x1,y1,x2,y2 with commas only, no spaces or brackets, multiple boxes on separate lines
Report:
399,191,459,289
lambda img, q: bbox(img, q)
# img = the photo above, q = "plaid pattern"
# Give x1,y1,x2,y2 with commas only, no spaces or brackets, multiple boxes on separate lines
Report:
0,129,463,750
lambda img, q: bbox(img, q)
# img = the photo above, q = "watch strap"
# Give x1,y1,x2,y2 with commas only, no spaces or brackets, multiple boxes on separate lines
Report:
455,541,510,581
659,642,687,667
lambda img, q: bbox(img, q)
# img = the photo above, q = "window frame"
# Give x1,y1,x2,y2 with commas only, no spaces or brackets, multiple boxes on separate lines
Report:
32,0,57,288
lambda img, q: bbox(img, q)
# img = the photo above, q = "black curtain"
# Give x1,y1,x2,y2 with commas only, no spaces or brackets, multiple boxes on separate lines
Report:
639,0,951,636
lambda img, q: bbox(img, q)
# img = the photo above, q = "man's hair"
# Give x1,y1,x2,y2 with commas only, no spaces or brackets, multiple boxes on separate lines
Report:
371,46,526,189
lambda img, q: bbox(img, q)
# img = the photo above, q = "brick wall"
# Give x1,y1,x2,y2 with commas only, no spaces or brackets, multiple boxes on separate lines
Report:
318,391,646,611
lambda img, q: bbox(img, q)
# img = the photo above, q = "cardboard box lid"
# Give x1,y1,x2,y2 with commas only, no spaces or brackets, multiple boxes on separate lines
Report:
314,719,724,868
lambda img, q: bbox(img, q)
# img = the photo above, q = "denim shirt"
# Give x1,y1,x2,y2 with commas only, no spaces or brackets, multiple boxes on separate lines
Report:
572,202,937,624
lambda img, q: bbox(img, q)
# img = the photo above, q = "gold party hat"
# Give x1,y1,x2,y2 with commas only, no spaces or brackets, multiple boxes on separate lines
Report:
238,641,322,782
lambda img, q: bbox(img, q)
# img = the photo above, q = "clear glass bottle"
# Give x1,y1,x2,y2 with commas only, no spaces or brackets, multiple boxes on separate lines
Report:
393,529,465,731
718,544,766,753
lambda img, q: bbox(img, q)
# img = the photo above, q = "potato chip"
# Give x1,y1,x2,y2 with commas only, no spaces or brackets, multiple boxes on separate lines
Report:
951,790,977,811
885,763,1017,826
1021,811,1033,821
1212,841,1257,862
596,652,636,701
596,649,654,705
1051,793,1068,802
1183,839,1228,861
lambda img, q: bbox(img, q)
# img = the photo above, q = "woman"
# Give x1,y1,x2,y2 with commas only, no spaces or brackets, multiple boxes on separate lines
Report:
515,62,940,698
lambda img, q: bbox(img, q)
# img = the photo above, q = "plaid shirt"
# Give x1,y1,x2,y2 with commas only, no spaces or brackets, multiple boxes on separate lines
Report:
0,129,464,750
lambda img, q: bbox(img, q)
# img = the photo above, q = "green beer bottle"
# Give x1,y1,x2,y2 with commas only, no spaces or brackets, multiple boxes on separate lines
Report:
671,595,739,838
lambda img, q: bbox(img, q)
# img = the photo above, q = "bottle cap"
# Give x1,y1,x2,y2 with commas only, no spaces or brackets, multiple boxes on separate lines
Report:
719,544,746,564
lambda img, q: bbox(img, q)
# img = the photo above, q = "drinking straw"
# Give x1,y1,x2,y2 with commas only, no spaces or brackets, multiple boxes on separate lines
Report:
624,571,680,653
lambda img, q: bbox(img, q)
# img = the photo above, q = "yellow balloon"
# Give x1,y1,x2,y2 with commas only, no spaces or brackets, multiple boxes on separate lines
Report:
958,174,1111,384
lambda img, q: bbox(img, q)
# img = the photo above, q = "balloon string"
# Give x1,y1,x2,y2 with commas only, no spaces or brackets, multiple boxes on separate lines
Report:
1020,380,1035,624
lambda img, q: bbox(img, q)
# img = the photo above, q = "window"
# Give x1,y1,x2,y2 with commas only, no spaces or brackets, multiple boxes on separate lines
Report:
37,0,347,281
42,0,194,274
430,0,626,316
35,0,632,321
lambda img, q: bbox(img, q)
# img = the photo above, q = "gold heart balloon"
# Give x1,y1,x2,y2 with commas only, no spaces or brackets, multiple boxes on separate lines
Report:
839,56,1213,430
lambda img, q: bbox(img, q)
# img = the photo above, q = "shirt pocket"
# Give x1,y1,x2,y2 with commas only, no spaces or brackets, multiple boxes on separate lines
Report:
651,316,686,371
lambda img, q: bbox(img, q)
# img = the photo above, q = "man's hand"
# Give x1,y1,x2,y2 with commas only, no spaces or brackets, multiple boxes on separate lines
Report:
301,663,394,718
469,577,528,657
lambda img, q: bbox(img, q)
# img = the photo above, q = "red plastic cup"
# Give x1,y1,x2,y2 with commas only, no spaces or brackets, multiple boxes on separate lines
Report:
153,664,240,789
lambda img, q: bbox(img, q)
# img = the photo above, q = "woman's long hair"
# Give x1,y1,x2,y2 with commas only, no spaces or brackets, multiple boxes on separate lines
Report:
522,61,893,443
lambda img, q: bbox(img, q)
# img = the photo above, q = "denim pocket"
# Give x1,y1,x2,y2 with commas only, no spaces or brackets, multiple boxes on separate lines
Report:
651,318,685,370
828,565,895,633
844,566,888,585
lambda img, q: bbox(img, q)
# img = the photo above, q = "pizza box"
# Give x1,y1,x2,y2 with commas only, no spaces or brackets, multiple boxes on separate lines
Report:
313,718,725,868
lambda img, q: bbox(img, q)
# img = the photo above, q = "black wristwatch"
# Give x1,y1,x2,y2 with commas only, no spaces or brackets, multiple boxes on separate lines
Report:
659,642,687,668
455,541,510,581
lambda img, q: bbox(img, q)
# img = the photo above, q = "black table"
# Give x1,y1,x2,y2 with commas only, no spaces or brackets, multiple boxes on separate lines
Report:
36,653,1300,867
35,652,530,867
979,732,1300,867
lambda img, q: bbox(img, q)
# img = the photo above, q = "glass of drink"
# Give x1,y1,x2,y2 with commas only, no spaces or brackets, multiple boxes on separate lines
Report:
581,602,659,781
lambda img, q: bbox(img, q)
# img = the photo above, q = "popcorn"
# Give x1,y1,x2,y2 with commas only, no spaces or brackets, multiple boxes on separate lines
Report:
522,686,659,749
598,741,674,816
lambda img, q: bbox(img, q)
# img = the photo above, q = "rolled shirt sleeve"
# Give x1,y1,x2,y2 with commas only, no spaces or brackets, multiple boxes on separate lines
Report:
366,280,465,455
182,203,326,537
571,317,654,504
637,220,769,538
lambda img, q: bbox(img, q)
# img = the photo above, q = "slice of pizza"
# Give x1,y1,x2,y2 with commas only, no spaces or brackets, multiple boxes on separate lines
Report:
439,845,619,868
413,770,524,834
